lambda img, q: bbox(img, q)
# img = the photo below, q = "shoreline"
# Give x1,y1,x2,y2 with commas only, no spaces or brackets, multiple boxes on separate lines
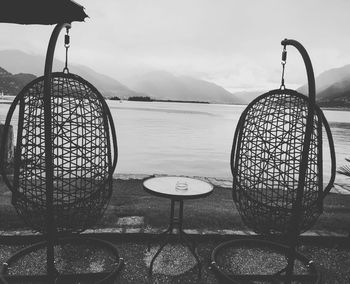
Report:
320,106,350,111
1,172,348,195
2,96,350,110
113,173,234,188
113,173,350,195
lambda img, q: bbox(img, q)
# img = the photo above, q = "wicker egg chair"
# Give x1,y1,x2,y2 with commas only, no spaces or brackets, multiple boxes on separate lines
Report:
231,89,335,236
0,23,122,283
211,39,336,284
4,71,116,234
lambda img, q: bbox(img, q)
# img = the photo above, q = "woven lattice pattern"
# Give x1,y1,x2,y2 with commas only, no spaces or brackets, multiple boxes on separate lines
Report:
232,90,323,235
12,73,115,233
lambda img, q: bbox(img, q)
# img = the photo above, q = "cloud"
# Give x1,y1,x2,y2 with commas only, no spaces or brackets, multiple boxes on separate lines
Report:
1,0,350,92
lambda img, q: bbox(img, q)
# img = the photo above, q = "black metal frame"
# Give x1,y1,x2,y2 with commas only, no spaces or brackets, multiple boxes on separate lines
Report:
211,39,336,284
1,236,123,283
0,23,122,283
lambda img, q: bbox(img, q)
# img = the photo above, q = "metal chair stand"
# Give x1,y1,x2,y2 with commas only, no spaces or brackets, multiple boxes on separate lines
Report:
210,39,335,284
211,239,320,284
0,23,123,284
148,199,201,280
1,236,123,284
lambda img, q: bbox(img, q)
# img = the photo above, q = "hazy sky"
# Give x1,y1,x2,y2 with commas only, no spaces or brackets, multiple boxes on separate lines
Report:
1,0,350,92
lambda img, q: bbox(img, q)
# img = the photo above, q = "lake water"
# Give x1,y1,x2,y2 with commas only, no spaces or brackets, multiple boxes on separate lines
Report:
1,100,350,187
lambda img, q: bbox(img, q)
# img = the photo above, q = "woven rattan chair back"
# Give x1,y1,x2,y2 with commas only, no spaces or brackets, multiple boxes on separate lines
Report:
2,72,117,234
231,88,335,236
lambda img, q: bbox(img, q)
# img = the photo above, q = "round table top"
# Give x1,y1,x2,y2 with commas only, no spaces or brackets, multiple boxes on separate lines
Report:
143,176,214,200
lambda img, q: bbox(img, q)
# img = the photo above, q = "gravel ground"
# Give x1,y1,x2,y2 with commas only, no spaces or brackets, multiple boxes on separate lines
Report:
0,237,349,283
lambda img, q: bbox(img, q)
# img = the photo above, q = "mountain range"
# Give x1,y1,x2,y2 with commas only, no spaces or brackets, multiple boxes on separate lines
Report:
0,50,242,104
298,65,350,107
123,71,243,104
0,66,36,96
1,49,350,106
233,66,350,106
0,50,140,99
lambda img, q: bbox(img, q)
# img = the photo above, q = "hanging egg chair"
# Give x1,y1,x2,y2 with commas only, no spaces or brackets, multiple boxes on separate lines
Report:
0,23,122,283
231,89,335,236
4,71,117,233
211,39,336,284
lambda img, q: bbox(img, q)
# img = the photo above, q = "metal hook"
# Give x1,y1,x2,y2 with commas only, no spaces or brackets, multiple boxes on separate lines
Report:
280,45,287,90
63,27,70,73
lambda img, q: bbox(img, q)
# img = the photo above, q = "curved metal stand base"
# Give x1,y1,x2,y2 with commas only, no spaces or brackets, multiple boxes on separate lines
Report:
148,199,201,280
210,239,320,284
1,236,123,284
148,228,201,278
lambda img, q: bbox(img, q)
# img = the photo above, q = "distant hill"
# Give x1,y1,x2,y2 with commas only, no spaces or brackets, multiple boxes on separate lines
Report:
233,65,350,106
0,66,36,96
316,79,350,107
231,90,267,104
298,64,350,107
124,71,243,104
0,50,140,98
0,50,243,104
298,64,350,95
68,64,142,98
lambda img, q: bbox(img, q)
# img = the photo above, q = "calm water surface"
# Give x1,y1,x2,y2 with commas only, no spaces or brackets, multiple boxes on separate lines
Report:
1,100,349,185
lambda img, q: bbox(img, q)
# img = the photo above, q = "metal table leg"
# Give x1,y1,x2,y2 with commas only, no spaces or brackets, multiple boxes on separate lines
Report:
149,199,201,278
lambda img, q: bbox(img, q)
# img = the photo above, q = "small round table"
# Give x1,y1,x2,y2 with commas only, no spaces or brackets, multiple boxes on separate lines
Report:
143,176,214,277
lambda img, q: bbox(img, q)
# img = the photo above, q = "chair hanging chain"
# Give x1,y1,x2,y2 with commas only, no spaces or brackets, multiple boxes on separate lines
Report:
63,27,70,73
280,45,287,89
